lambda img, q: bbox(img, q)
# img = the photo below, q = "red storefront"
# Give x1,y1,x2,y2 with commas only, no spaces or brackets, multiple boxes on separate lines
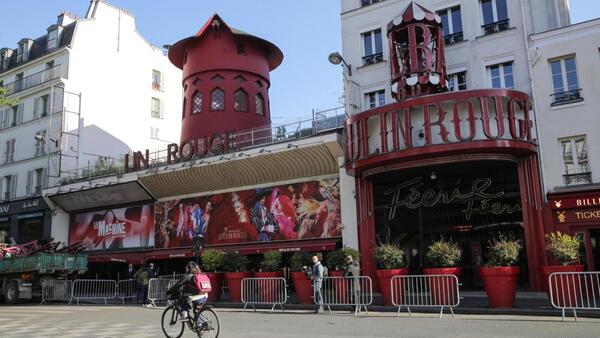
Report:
344,3,547,290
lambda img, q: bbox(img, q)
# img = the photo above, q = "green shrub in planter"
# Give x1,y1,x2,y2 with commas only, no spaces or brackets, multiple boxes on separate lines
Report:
202,249,224,272
260,250,282,272
222,252,249,272
487,237,521,267
290,252,313,272
326,247,360,271
426,238,462,267
545,232,580,266
374,244,405,269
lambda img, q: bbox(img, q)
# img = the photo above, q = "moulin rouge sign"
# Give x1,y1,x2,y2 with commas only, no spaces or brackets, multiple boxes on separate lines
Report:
125,131,237,171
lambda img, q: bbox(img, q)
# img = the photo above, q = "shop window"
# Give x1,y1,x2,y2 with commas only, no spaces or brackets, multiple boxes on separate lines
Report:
365,90,385,109
192,91,202,114
550,57,582,106
561,136,591,185
17,214,44,243
255,93,265,116
210,88,225,111
487,62,514,89
448,71,467,92
438,6,464,44
361,29,383,65
234,89,248,112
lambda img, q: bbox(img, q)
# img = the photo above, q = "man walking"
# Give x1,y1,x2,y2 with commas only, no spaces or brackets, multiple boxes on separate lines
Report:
344,255,361,313
307,255,325,314
134,265,149,305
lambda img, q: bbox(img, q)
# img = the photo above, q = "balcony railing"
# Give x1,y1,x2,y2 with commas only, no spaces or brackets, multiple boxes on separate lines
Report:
551,89,583,106
564,172,592,185
361,0,382,7
362,52,384,66
444,32,464,45
1,65,65,96
481,19,510,36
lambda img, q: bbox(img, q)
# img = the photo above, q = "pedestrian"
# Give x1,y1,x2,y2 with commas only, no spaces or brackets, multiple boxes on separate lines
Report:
125,263,136,303
344,255,361,313
133,265,148,305
304,255,325,314
126,263,136,279
408,248,421,275
147,262,158,279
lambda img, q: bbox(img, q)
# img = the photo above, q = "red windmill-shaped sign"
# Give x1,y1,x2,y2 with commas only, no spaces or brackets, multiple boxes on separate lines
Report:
387,1,447,100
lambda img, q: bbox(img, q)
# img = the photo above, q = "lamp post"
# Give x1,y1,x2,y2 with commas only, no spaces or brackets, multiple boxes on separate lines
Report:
328,52,352,76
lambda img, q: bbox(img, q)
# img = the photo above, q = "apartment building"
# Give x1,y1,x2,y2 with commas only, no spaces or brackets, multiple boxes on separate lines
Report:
0,0,181,243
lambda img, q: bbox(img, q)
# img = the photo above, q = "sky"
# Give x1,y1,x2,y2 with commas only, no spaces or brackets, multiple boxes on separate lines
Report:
0,0,599,125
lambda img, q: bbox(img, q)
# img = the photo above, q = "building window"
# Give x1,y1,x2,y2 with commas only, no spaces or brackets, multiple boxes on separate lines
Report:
150,127,160,140
151,97,161,119
152,70,162,90
365,90,385,109
438,6,463,44
4,139,15,163
448,71,467,92
47,29,58,50
15,73,24,92
481,0,509,35
210,88,225,111
234,89,248,112
362,29,383,65
361,0,382,7
488,62,514,89
2,175,16,201
16,44,24,63
192,91,202,114
550,57,582,105
35,130,47,157
255,93,265,116
561,137,591,185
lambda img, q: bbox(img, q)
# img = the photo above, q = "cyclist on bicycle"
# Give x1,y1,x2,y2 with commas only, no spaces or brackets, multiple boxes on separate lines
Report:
166,261,212,321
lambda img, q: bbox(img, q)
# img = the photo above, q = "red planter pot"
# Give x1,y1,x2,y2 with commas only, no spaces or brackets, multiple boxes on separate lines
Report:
479,266,520,308
375,269,408,306
224,272,252,303
206,272,223,302
329,270,348,303
254,271,284,303
291,271,313,304
423,267,462,306
539,265,584,306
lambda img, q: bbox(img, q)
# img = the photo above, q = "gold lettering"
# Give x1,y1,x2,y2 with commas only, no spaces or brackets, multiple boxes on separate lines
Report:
577,199,582,206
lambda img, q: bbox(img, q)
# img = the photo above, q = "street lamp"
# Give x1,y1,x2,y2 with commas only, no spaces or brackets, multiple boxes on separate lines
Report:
328,52,352,76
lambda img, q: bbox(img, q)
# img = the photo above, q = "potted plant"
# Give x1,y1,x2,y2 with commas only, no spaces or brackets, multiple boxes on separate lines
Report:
424,238,462,305
539,232,584,300
325,247,360,303
255,250,284,302
222,252,250,302
374,244,407,306
290,252,313,304
479,237,521,308
202,249,224,302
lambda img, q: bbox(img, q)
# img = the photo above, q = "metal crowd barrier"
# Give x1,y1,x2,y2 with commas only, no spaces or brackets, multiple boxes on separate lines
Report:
147,278,177,307
117,279,137,304
159,273,186,281
549,272,600,321
40,280,73,305
71,279,118,305
391,274,460,318
315,276,373,316
241,277,288,312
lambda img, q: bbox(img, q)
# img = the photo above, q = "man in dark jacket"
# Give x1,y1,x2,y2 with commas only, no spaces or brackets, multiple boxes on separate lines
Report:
344,255,361,313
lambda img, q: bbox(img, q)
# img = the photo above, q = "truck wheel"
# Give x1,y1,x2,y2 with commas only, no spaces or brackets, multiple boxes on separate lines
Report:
4,282,19,305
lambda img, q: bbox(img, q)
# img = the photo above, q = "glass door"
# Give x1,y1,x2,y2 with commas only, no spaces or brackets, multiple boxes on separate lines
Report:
590,230,600,271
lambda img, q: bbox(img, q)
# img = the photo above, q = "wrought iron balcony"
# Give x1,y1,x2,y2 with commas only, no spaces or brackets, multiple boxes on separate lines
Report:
481,19,510,36
564,172,592,185
444,32,464,45
551,89,583,106
362,52,384,66
1,65,65,96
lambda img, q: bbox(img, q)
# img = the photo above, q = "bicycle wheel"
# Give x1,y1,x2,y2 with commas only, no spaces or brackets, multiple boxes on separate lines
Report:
161,306,185,338
195,308,220,338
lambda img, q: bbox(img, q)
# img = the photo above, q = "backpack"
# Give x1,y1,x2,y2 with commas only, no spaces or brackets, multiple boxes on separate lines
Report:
193,273,212,293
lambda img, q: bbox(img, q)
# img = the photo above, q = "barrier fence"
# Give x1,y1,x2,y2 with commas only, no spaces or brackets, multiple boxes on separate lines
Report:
117,279,137,304
549,272,600,321
71,279,118,305
40,280,73,305
315,276,373,316
391,275,460,318
147,278,177,307
241,277,288,312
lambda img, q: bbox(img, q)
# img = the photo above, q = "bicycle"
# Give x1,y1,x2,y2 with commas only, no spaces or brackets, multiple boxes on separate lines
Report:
161,291,220,338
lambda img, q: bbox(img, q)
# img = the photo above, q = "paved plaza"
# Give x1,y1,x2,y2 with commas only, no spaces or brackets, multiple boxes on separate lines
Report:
0,305,598,338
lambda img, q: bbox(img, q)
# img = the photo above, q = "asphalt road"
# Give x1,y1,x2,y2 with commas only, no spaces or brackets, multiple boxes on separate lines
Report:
0,305,598,338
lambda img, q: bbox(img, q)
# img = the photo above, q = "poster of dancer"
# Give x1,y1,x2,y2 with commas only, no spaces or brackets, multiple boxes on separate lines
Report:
69,204,155,251
155,178,342,248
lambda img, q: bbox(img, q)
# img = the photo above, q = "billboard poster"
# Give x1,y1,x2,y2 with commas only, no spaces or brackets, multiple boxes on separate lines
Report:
155,178,341,249
69,204,155,251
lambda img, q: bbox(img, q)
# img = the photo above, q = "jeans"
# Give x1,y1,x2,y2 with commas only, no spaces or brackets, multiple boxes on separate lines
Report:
136,284,145,304
314,280,323,311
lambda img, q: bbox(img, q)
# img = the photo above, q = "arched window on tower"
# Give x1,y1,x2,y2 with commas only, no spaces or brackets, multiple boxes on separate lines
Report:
255,93,265,116
192,91,202,114
210,88,225,111
234,89,248,112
